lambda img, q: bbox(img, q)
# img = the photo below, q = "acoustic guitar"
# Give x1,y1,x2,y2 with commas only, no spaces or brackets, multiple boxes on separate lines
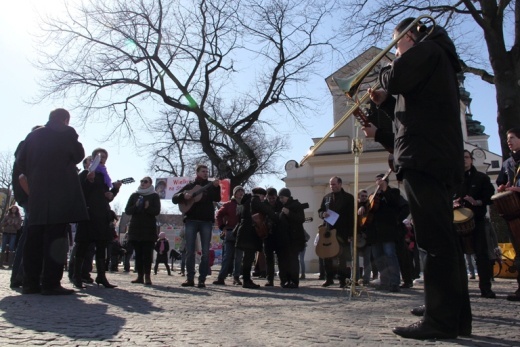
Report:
315,224,340,259
178,181,219,214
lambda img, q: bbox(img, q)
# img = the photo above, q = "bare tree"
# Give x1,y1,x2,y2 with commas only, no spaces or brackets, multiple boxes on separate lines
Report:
34,0,337,187
339,1,519,157
0,151,14,220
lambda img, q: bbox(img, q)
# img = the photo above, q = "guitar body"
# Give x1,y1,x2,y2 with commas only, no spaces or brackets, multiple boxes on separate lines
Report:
315,225,340,259
178,183,212,214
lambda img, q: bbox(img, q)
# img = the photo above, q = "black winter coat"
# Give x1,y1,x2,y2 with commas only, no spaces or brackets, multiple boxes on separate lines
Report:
76,170,120,242
453,165,495,221
16,120,88,225
155,239,170,262
235,194,277,252
278,198,306,253
318,189,355,244
377,26,464,187
365,187,402,244
126,192,161,242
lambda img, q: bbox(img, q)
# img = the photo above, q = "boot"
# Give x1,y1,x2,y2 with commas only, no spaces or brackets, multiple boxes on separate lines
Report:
131,270,144,284
71,256,86,289
0,251,6,268
166,264,171,276
95,257,117,288
7,251,15,269
144,273,152,286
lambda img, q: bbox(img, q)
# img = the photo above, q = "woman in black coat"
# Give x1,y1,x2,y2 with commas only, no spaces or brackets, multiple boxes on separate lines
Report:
125,177,161,285
277,188,306,288
73,148,121,289
235,187,277,289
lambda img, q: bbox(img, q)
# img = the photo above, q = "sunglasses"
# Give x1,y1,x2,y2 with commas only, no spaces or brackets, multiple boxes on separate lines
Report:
140,180,150,184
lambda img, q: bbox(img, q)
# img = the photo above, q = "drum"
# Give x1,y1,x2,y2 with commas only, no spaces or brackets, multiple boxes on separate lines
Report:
453,207,475,254
491,191,520,220
453,207,475,236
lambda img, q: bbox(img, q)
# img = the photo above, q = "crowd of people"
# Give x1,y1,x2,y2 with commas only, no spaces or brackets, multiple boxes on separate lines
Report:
3,16,520,342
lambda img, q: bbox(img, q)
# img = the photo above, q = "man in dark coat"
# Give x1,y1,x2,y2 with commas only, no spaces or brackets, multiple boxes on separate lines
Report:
234,187,277,289
172,164,220,288
16,108,89,295
363,18,470,339
362,174,402,293
9,125,43,289
454,150,495,298
318,176,355,288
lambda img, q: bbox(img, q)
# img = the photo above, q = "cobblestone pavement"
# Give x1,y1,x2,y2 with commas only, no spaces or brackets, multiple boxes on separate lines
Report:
0,267,519,347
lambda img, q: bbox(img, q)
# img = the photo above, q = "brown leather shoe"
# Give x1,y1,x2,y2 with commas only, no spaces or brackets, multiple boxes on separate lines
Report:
181,279,195,287
321,279,334,287
393,321,457,340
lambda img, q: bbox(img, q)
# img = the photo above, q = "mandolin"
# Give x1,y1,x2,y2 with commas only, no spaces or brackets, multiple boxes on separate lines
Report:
359,168,392,228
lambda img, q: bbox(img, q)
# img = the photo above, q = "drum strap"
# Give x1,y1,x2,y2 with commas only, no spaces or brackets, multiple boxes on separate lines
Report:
514,165,520,185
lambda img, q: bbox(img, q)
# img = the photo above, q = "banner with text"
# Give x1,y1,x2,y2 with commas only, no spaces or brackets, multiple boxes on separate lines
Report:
154,177,230,202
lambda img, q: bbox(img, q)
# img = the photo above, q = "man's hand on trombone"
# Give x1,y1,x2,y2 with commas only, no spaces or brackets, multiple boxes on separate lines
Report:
368,87,387,106
362,87,388,138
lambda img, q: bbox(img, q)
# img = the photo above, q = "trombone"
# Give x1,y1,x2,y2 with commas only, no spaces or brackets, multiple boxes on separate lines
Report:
299,14,435,166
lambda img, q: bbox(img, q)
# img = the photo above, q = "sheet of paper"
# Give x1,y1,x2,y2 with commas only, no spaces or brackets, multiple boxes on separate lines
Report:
324,209,339,226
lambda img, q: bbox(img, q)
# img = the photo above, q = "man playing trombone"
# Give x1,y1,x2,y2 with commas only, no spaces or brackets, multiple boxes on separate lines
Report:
362,17,471,340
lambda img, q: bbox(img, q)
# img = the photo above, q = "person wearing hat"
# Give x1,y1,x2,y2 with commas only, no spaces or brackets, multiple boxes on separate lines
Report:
154,232,171,276
277,188,307,288
360,173,402,293
213,185,245,285
317,176,355,288
234,187,276,289
263,187,283,286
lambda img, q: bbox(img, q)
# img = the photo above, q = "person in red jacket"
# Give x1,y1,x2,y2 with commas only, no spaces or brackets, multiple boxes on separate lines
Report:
213,186,245,285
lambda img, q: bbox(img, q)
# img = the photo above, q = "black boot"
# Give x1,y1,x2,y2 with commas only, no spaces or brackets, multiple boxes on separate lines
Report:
71,256,86,289
95,257,117,288
166,264,172,276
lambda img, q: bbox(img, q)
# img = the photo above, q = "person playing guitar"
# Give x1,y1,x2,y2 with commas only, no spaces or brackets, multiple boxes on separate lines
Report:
172,164,221,288
317,176,355,289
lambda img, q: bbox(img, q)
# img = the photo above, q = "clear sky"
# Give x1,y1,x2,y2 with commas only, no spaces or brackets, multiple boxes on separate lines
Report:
1,1,502,212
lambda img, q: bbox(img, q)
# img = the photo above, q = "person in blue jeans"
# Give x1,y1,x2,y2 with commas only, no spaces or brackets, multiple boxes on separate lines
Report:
213,186,245,285
172,164,221,288
1,206,23,269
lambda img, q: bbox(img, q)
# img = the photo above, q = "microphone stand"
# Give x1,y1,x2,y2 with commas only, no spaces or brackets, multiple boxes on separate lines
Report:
346,122,370,299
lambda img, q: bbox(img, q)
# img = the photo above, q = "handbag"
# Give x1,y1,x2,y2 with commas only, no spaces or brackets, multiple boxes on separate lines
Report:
251,213,269,239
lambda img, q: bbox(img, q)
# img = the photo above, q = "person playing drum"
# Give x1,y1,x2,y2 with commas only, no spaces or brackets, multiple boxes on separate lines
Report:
453,150,496,298
496,127,520,301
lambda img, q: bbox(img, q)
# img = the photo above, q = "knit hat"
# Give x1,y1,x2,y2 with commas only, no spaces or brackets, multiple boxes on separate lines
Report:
233,185,245,196
252,187,267,196
278,188,291,198
159,232,166,239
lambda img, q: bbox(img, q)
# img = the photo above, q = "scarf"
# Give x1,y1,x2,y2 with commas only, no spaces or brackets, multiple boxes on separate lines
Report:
159,240,165,253
136,185,156,196
95,164,112,188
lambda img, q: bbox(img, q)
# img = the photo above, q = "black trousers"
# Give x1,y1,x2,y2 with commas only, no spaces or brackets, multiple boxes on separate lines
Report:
463,218,493,293
403,169,471,334
23,223,69,290
277,246,300,285
396,235,414,284
242,249,256,281
132,241,154,276
324,243,351,282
